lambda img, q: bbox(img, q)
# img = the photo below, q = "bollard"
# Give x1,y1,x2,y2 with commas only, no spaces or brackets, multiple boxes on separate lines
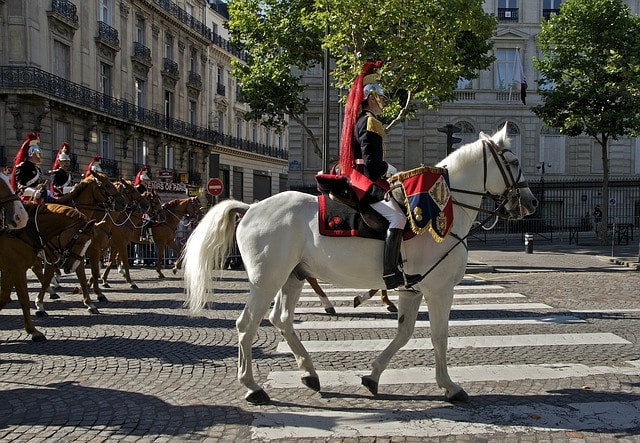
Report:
524,233,534,254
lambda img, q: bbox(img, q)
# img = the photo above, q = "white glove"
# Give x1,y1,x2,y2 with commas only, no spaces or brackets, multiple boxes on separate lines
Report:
34,190,42,200
385,163,398,178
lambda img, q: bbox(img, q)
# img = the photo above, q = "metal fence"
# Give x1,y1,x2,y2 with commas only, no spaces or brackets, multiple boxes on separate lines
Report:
471,177,640,245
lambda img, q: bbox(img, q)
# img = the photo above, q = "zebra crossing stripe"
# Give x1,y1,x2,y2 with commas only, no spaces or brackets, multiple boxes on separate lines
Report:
276,333,630,353
293,315,585,330
294,302,553,314
265,361,640,389
299,292,526,302
301,283,506,293
251,398,640,440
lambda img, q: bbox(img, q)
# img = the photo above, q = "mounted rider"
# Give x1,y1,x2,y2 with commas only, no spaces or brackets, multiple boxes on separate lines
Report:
134,165,153,241
10,132,56,203
339,60,420,290
49,142,74,197
84,155,103,178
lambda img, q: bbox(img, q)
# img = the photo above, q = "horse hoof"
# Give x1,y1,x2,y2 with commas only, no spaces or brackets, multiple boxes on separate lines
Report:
73,287,80,295
324,307,336,315
130,283,138,289
49,293,60,300
245,389,270,405
102,282,111,288
31,333,47,342
158,273,165,279
87,306,100,314
361,376,379,396
386,304,398,313
353,296,361,308
97,295,109,302
301,376,321,391
35,310,48,317
172,268,178,275
446,388,470,403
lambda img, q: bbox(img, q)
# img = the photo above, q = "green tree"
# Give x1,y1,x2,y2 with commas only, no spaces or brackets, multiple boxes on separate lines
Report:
533,0,640,243
227,0,495,156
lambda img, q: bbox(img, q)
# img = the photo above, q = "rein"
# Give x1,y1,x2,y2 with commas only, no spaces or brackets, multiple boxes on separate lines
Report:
32,206,90,267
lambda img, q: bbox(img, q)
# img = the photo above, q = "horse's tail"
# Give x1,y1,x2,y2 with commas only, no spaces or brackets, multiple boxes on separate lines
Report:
182,199,249,312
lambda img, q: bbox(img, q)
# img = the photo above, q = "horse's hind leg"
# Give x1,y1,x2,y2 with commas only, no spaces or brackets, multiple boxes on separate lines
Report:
236,282,279,405
361,289,423,395
306,277,335,314
34,263,57,317
14,273,46,341
270,276,320,391
75,265,99,314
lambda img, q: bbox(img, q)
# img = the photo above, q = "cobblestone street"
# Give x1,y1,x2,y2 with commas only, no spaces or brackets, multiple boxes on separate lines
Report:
1,243,639,442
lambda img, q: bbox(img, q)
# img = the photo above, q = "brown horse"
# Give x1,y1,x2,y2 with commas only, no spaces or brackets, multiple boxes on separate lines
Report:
150,196,203,278
98,179,151,290
0,173,28,231
0,203,95,341
43,171,128,306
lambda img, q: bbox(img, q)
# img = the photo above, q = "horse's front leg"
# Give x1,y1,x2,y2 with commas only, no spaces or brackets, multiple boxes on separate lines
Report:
428,292,468,402
362,288,423,395
87,244,107,301
236,282,278,405
154,238,166,279
34,262,56,317
75,265,99,314
270,277,320,390
14,272,46,341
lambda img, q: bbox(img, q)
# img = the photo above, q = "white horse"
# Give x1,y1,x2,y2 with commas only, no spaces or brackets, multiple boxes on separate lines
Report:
183,124,538,405
0,174,28,231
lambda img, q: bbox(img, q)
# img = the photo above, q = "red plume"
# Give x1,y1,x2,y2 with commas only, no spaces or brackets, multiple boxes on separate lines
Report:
134,165,149,187
84,155,102,178
338,61,382,177
10,132,40,190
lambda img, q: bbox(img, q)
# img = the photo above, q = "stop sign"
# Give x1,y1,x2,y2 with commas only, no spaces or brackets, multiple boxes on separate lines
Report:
207,177,224,196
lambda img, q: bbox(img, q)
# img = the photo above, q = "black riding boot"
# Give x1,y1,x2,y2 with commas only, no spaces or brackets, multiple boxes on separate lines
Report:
382,228,422,290
140,221,150,242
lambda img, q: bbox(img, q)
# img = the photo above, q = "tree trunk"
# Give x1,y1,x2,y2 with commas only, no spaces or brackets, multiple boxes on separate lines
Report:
598,136,610,245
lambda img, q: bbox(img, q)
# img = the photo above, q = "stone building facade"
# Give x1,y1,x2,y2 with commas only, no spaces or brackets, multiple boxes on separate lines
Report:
0,0,288,203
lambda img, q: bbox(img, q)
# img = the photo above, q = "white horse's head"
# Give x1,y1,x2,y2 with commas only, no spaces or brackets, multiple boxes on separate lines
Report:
480,123,538,219
0,173,28,230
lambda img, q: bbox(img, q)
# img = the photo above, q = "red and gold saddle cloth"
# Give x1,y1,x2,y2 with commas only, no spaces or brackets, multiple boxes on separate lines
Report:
389,165,454,243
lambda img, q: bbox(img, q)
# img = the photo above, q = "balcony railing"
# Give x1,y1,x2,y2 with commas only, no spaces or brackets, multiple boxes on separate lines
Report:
132,42,152,65
97,21,120,48
497,8,519,22
543,8,560,20
0,66,288,161
100,157,119,178
51,0,78,26
187,71,202,89
162,58,179,77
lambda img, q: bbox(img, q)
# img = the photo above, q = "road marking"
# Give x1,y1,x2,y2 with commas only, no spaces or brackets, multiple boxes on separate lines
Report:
276,332,630,353
293,315,585,330
300,292,526,302
294,302,553,314
251,399,640,440
265,361,640,388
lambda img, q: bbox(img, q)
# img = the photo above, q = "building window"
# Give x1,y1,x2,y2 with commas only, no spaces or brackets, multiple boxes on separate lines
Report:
135,139,148,166
135,79,145,107
99,0,112,24
99,131,113,159
236,118,243,139
543,0,562,20
164,32,173,59
164,90,173,118
498,0,518,22
188,100,197,125
100,62,112,95
217,111,225,133
135,15,145,44
495,49,523,91
53,120,70,160
164,145,174,169
456,77,471,90
53,41,71,80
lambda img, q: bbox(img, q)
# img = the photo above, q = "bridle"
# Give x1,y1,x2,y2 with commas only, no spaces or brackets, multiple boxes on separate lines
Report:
449,139,529,223
30,205,92,268
66,177,120,215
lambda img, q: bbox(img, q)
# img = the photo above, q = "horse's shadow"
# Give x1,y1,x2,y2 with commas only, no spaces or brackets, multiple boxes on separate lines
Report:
0,381,250,437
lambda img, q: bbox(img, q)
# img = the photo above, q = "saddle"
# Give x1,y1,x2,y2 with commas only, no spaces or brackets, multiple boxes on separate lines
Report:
316,165,454,243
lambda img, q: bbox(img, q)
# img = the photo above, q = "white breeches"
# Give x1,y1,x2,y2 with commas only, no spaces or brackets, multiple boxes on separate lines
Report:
371,198,407,230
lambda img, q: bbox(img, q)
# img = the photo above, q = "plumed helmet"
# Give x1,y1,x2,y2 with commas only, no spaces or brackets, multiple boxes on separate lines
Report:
10,132,41,190
134,165,151,186
338,60,383,177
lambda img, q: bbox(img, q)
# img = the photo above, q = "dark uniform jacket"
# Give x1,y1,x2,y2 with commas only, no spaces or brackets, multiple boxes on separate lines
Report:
351,110,389,203
51,168,72,196
14,160,42,189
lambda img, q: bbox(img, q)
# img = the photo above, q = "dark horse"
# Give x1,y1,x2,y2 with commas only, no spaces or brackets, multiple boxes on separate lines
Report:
0,203,95,341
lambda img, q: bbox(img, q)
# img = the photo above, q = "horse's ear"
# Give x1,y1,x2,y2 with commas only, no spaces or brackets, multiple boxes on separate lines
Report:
491,122,509,147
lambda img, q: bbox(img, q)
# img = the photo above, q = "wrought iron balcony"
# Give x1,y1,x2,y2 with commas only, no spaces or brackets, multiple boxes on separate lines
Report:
0,66,288,160
100,157,119,178
497,8,519,22
132,42,152,65
51,0,78,26
543,8,560,20
187,71,202,89
97,21,120,48
162,58,179,78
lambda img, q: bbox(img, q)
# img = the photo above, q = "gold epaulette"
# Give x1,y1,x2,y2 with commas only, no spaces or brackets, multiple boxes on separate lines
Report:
366,114,385,137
